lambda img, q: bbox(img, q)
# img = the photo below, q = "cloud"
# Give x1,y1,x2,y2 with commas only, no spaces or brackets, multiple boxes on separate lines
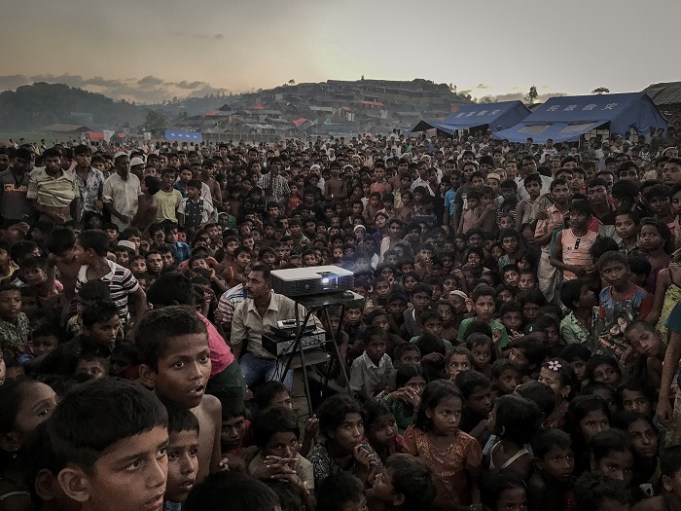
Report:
0,73,226,103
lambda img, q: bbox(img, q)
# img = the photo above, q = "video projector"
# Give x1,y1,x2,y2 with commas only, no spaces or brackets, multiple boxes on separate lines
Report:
270,265,354,297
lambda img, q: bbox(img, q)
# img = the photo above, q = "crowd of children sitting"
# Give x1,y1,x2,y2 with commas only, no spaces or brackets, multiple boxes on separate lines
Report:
2,135,681,511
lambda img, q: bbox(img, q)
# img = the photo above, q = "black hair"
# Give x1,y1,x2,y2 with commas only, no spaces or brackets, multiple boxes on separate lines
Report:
253,381,289,410
494,395,543,444
395,364,426,388
531,428,572,460
559,279,586,311
45,227,76,255
77,230,109,256
213,389,246,420
135,305,207,370
384,454,437,511
491,359,522,379
81,300,119,328
415,380,462,431
47,378,168,472
510,336,547,369
478,471,527,511
585,354,622,384
661,445,681,477
316,471,364,511
393,343,421,361
184,471,279,511
166,402,200,435
596,250,629,272
569,198,593,216
514,381,556,418
454,370,491,400
628,256,651,278
146,271,196,306
589,429,631,463
316,394,363,439
363,400,393,432
252,407,299,449
574,472,630,511
560,343,591,364
565,394,611,449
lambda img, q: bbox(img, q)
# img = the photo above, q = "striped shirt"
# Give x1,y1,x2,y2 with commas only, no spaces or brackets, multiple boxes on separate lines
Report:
76,259,140,324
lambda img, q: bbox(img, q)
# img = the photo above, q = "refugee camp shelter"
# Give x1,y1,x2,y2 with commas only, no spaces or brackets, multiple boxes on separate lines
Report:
410,101,531,135
492,92,667,143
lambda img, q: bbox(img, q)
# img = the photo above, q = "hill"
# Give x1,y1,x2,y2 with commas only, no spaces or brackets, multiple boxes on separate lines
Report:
0,82,146,131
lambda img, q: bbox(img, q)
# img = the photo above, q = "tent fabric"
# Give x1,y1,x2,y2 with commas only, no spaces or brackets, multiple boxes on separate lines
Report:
411,101,531,134
492,92,667,143
164,130,203,143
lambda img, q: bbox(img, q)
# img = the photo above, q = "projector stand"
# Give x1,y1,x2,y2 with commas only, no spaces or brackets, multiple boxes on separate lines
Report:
275,291,363,415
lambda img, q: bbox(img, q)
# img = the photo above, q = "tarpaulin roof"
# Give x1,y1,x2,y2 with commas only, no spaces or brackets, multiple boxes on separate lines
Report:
492,92,667,143
410,101,530,134
164,129,203,143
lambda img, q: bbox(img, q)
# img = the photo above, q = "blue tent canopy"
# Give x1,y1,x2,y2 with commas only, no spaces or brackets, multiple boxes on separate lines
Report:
410,101,531,134
164,129,203,143
492,92,667,143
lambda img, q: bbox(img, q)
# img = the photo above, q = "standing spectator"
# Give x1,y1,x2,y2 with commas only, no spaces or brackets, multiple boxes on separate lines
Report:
102,152,141,230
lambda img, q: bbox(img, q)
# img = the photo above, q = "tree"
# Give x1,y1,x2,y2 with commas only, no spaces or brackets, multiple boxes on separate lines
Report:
524,85,538,104
288,79,295,86
144,110,168,132
592,87,610,95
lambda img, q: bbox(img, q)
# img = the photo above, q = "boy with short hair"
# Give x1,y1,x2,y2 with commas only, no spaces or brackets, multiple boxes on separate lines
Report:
164,404,200,509
528,429,576,511
350,325,393,400
49,378,170,511
516,173,543,231
369,453,436,511
0,284,29,363
401,283,432,339
75,229,146,327
137,305,222,481
178,179,214,232
457,285,509,349
597,251,653,358
550,199,599,281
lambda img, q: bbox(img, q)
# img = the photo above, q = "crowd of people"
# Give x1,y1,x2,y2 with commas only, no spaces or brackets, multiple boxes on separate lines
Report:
3,130,681,511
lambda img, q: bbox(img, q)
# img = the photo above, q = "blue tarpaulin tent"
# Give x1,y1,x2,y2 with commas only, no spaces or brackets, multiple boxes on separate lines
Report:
492,92,667,143
410,101,531,134
164,129,203,143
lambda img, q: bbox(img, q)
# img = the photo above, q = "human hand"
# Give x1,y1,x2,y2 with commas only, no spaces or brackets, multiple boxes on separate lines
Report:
536,210,549,220
421,352,444,364
656,399,673,426
353,444,376,469
304,415,319,437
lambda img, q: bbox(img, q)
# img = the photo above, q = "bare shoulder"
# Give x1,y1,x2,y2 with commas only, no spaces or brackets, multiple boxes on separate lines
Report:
202,393,222,415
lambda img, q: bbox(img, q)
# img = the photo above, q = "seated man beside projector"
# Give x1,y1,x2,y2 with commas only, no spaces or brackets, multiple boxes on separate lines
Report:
231,262,320,390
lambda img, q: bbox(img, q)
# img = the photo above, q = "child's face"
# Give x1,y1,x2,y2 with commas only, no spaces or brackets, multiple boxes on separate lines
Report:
496,488,528,511
496,368,520,395
437,304,453,322
427,395,463,435
620,389,652,417
471,342,491,368
371,314,390,332
269,390,293,411
344,308,362,325
592,363,619,386
518,273,536,291
467,252,482,268
499,215,514,230
411,291,430,312
131,258,147,273
568,210,588,229
23,266,47,286
366,337,387,363
538,367,568,401
397,350,421,368
569,358,587,382
32,335,58,357
539,446,575,482
474,295,495,321
151,334,211,408
115,251,130,267
615,214,638,240
600,260,630,288
371,467,398,505
221,415,246,450
81,425,169,511
625,326,662,358
423,318,442,337
0,289,21,320
501,237,518,254
466,385,493,417
76,358,108,379
580,409,610,441
166,429,199,503
446,354,472,379
522,302,540,323
328,412,364,452
388,299,407,318
594,450,634,488
88,316,122,347
503,270,520,287
508,348,529,371
627,419,658,460
524,181,541,199
263,430,300,460
367,413,398,448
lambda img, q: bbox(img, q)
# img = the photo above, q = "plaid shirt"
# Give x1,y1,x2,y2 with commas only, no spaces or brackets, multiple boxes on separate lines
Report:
257,174,290,206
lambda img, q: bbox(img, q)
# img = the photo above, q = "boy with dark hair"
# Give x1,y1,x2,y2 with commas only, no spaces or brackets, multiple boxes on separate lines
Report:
184,471,279,511
457,285,509,349
178,179,214,232
528,429,575,511
401,283,432,339
369,453,436,511
48,378,169,511
516,173,543,231
137,305,222,481
75,229,146,326
559,279,598,349
164,404,200,508
550,199,599,281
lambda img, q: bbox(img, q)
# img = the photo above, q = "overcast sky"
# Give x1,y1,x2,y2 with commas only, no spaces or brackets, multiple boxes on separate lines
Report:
2,0,679,104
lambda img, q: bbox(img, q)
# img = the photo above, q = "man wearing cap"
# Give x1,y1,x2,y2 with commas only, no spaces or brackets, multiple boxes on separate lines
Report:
102,152,141,230
27,147,79,224
72,144,104,219
129,156,146,179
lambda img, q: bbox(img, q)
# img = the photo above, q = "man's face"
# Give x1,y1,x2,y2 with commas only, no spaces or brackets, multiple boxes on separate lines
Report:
44,155,62,174
587,185,608,205
0,153,10,172
76,153,92,168
245,270,270,300
115,156,130,174
663,163,681,185
551,184,570,204
180,170,192,183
